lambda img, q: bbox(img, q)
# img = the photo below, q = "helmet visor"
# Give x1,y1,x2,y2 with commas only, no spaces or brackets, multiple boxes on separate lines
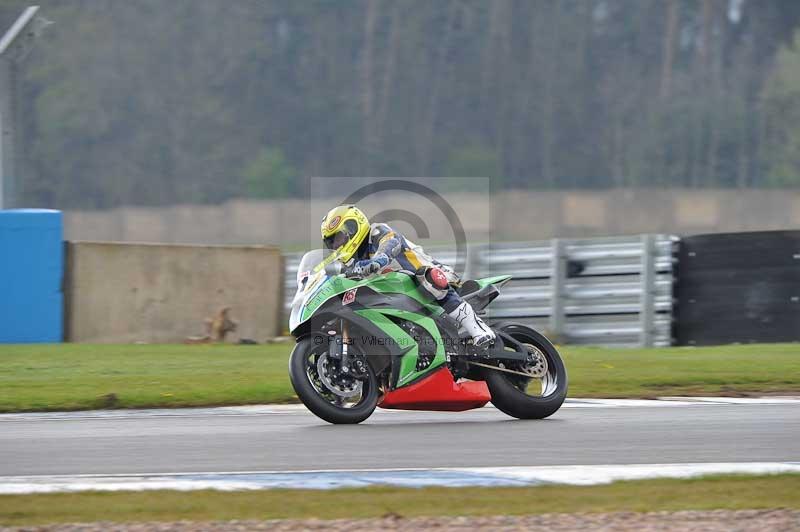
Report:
323,230,350,251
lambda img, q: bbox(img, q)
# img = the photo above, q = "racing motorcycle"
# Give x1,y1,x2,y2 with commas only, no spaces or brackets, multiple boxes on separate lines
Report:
288,249,567,424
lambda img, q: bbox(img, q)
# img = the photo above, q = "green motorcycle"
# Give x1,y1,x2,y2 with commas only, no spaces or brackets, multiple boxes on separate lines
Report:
288,249,568,424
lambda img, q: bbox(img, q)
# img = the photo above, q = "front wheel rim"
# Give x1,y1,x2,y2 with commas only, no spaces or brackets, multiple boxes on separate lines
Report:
304,345,372,409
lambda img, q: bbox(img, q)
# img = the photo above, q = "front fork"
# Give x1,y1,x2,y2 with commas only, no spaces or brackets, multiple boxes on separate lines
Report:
327,320,367,378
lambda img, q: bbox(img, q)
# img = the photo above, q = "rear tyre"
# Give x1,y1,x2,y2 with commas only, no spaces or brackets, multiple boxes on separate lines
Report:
289,336,378,424
483,324,568,419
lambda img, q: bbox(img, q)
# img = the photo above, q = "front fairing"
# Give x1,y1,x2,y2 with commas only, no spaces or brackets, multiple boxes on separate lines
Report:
288,251,437,334
289,271,357,332
289,250,346,333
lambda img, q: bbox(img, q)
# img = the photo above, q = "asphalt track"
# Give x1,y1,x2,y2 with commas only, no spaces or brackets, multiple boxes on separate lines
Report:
1,399,798,477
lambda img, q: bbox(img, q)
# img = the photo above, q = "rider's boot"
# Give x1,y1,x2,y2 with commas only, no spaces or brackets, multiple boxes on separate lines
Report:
448,301,496,348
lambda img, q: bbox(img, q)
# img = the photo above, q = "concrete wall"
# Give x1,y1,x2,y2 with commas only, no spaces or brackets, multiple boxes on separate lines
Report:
63,188,800,247
65,242,283,343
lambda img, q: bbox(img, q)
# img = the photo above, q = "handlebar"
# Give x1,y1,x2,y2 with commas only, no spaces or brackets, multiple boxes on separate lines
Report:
322,261,365,280
342,267,365,280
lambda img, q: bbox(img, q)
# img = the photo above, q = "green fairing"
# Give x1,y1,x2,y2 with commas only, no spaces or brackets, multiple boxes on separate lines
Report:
367,274,441,309
474,275,512,288
354,308,446,388
300,272,440,323
295,271,510,389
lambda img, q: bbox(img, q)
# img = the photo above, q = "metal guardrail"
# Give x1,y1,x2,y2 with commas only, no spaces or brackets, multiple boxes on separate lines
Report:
470,235,677,347
284,234,678,347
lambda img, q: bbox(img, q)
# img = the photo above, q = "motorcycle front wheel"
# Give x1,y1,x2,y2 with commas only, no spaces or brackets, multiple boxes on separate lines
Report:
289,336,378,424
483,323,568,419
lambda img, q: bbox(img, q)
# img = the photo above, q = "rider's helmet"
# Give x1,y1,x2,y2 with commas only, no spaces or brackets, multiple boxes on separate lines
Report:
320,204,370,263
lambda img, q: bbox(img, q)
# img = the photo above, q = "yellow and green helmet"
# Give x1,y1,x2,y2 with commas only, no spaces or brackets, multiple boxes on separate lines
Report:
320,204,370,263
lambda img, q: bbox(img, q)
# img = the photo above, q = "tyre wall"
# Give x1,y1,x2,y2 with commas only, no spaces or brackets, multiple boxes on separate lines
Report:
673,230,800,345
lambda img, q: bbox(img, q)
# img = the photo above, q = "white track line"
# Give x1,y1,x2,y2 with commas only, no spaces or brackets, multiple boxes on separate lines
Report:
1,463,799,494
1,397,798,421
659,396,800,404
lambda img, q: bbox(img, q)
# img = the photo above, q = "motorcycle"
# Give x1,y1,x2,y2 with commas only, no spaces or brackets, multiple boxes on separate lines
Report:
288,249,568,424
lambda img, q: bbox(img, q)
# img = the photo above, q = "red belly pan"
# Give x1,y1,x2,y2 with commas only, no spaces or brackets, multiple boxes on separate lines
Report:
378,366,491,411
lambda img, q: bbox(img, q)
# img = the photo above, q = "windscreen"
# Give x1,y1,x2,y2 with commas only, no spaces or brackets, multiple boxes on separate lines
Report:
296,249,327,285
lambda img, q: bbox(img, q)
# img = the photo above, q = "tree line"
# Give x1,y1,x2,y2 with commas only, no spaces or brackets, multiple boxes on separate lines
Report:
2,0,800,209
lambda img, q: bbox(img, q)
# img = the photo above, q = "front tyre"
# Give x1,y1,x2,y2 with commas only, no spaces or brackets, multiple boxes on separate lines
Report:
484,323,567,419
289,337,378,424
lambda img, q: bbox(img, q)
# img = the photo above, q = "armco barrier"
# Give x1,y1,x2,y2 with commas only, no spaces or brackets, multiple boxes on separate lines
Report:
0,209,63,343
65,242,284,343
469,235,676,347
284,234,676,347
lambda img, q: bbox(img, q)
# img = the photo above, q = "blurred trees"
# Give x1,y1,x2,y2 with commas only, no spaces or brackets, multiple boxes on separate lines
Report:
763,31,800,186
2,0,800,209
243,147,297,198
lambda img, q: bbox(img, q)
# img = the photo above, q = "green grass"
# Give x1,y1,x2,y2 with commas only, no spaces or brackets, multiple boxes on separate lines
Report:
560,342,800,397
0,343,798,412
1,474,798,525
0,343,293,412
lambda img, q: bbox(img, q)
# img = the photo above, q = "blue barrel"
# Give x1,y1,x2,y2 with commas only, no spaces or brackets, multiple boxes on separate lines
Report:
0,209,63,343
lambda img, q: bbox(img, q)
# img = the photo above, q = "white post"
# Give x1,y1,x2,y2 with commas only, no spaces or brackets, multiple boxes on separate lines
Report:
639,234,656,347
549,238,566,340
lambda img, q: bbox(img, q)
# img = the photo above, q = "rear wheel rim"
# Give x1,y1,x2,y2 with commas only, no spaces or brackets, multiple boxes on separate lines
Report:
501,333,560,398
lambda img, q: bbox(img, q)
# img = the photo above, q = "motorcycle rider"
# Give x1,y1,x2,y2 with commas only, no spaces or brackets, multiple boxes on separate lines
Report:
321,204,496,348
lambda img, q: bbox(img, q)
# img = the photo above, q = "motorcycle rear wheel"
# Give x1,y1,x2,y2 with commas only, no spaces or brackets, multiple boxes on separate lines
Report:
483,323,568,419
289,336,378,424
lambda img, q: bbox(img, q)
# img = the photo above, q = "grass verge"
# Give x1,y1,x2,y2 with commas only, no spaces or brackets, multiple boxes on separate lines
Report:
0,343,798,412
1,474,798,526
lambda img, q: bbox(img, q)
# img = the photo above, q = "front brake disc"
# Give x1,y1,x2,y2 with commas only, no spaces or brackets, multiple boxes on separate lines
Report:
316,353,363,398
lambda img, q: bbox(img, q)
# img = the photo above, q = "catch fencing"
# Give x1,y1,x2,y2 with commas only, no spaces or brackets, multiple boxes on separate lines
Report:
284,234,677,347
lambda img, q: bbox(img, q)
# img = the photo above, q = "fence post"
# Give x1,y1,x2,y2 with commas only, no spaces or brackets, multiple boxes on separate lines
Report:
549,238,566,341
464,243,483,281
639,234,656,347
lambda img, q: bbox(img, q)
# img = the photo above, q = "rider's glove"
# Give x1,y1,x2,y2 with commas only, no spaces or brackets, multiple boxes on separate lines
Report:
353,254,389,276
353,259,381,276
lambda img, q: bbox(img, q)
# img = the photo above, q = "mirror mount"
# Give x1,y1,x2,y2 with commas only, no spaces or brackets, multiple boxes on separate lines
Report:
324,262,342,277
